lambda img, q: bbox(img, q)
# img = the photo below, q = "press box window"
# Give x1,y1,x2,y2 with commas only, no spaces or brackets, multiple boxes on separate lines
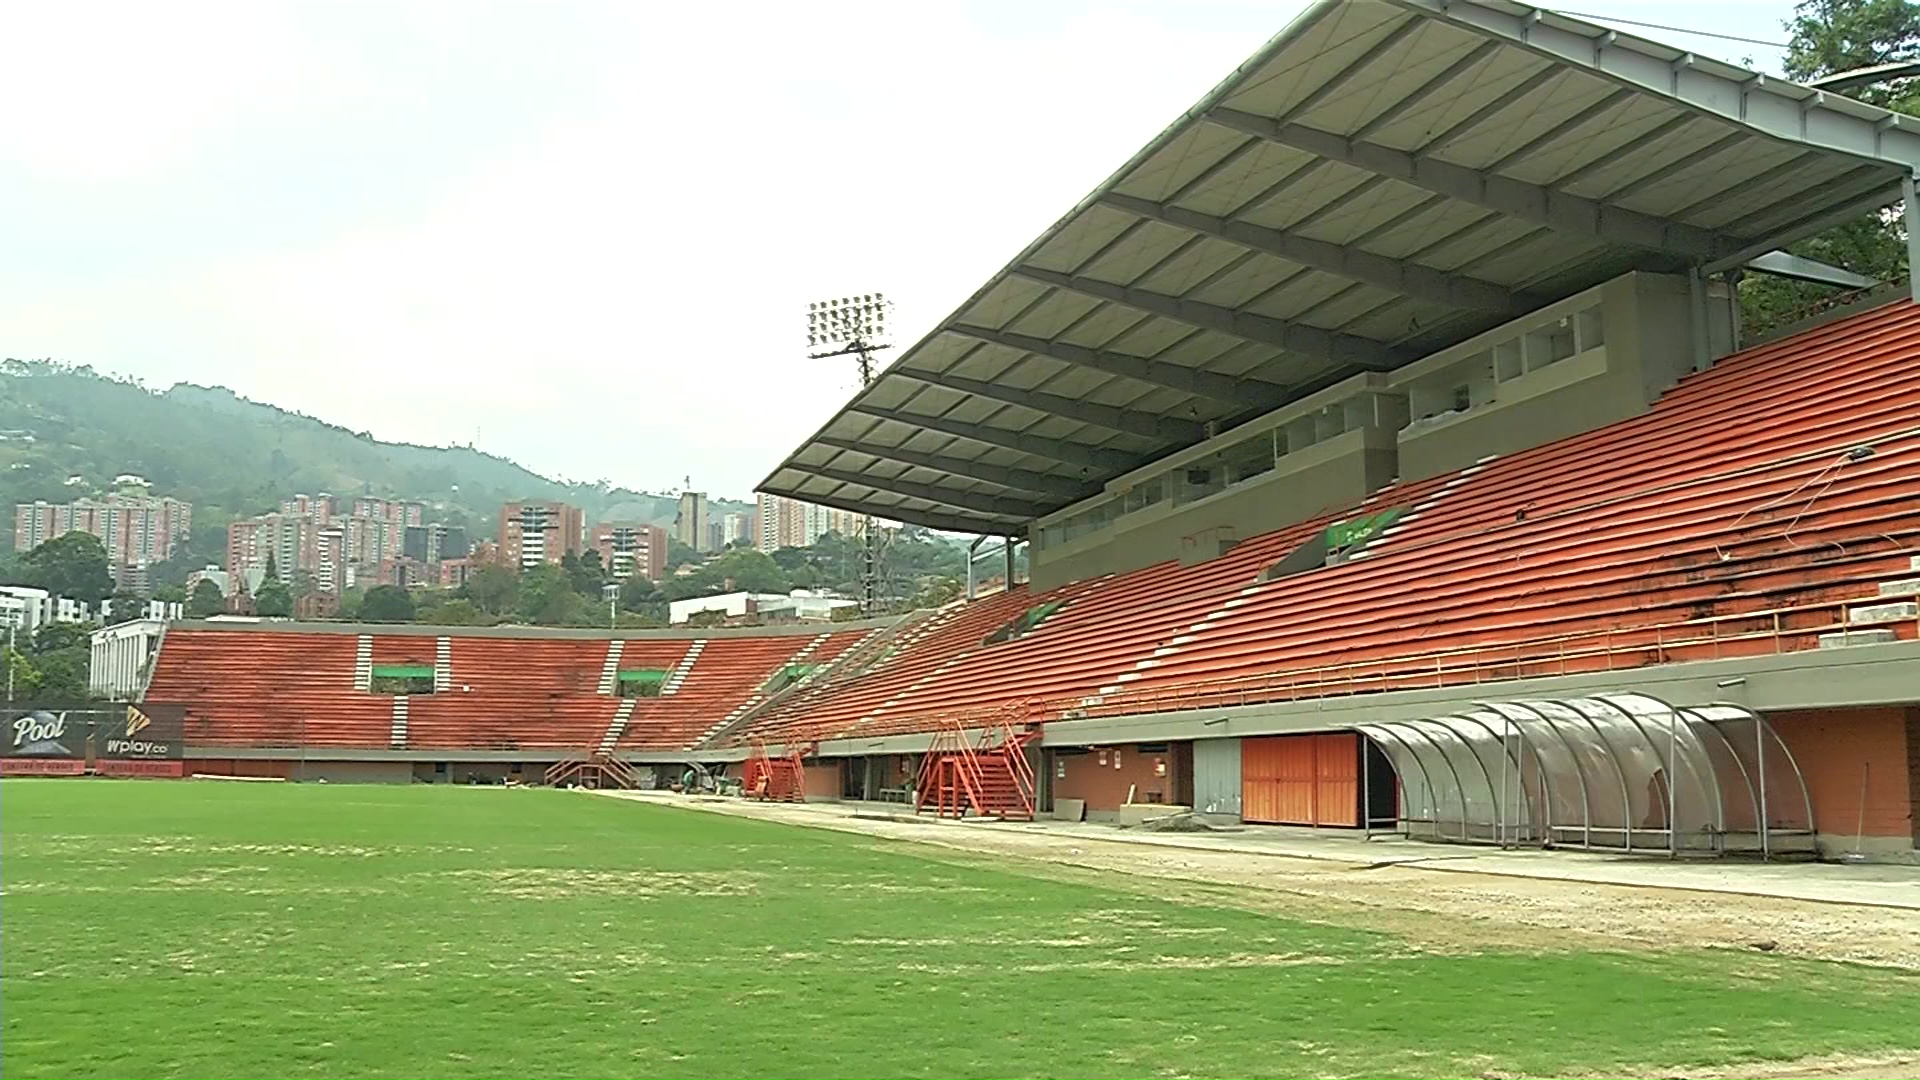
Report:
616,669,669,698
370,664,435,695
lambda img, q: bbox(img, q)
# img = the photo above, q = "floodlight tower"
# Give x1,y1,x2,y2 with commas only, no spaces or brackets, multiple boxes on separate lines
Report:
808,293,895,617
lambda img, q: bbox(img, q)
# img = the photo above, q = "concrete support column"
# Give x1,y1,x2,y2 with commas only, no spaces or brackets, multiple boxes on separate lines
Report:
1905,173,1920,303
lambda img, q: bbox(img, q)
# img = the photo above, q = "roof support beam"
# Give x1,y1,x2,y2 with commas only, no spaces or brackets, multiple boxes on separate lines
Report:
849,403,1134,473
944,324,1289,406
758,484,1016,535
1011,265,1409,371
795,465,1051,520
1207,107,1753,261
812,435,1091,499
896,367,1203,442
1098,191,1532,314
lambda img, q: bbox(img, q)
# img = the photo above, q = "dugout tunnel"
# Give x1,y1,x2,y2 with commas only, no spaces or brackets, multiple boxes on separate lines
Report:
1347,692,1816,858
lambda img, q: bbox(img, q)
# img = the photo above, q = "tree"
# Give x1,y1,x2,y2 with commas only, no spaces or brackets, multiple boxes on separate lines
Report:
360,584,416,623
517,563,590,625
254,579,293,617
417,597,487,626
463,563,518,616
15,532,114,605
562,550,606,596
706,548,789,594
187,579,226,617
4,646,41,697
152,583,188,604
1744,0,1920,328
665,537,701,572
10,623,93,700
107,589,147,621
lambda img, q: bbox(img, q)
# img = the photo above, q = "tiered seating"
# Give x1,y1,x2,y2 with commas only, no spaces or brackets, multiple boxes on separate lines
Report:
737,300,1920,740
734,588,1039,745
620,634,832,751
145,629,388,748
406,638,608,750
1104,300,1920,710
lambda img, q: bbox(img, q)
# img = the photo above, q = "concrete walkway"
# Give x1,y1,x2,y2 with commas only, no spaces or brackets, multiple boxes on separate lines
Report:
597,791,1920,911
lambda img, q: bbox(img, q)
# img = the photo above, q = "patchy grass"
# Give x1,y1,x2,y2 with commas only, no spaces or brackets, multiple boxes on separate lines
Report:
2,781,1915,1079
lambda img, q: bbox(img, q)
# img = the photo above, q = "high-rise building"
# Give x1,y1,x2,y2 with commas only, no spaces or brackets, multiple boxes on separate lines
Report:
403,523,469,564
676,492,711,553
225,493,425,598
590,522,667,582
13,493,193,571
754,493,864,552
721,511,751,548
499,501,585,569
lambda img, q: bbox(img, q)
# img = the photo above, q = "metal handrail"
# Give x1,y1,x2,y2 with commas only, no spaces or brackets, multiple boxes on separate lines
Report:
1045,591,1918,721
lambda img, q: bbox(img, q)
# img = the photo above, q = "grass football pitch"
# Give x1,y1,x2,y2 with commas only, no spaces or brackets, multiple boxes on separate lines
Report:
3,781,1915,1078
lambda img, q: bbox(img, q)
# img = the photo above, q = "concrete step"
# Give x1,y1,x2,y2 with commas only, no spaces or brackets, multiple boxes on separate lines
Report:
1848,601,1918,624
1819,629,1898,648
1877,577,1920,598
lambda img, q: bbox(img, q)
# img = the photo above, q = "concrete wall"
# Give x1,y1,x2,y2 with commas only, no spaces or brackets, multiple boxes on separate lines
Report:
1772,706,1916,860
1394,273,1707,482
1032,434,1394,591
1028,271,1726,591
185,757,294,779
294,759,416,783
801,760,843,800
1191,737,1243,819
1050,744,1184,818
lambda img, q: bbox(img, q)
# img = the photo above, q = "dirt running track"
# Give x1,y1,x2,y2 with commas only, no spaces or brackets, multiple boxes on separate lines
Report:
627,796,1920,968
602,794,1920,1079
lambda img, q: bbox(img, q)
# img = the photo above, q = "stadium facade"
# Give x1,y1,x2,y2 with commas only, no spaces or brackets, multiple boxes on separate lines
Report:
49,0,1920,862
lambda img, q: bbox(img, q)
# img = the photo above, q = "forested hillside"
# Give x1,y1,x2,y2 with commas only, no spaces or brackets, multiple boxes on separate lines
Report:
0,359,750,559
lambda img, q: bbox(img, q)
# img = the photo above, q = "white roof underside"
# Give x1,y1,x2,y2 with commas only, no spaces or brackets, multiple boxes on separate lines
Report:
761,0,1920,536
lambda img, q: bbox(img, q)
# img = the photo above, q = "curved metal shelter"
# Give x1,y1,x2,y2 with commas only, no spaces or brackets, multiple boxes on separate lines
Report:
1354,692,1816,857
761,0,1920,535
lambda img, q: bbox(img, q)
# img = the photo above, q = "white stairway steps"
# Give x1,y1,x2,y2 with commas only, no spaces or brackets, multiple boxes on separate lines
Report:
434,637,452,692
389,696,409,748
597,640,626,695
1086,583,1266,701
685,634,833,750
1814,555,1920,649
598,698,637,754
1352,454,1498,562
660,640,705,696
353,634,373,691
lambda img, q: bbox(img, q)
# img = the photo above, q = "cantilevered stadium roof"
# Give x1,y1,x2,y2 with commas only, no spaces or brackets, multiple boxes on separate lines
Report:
760,0,1920,536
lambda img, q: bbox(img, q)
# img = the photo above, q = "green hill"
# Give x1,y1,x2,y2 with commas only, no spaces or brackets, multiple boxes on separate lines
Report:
0,359,752,562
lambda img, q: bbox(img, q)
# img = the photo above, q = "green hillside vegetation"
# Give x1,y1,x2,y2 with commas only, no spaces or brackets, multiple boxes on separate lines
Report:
0,359,750,564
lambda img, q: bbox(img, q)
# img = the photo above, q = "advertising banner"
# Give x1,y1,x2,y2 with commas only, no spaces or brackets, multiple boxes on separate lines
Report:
1,704,186,768
95,704,184,761
3,707,85,761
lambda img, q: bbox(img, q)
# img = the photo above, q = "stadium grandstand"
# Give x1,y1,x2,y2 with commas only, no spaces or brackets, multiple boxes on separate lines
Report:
72,0,1920,862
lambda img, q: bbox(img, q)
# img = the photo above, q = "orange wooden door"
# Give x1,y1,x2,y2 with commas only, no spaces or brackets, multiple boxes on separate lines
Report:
1242,734,1359,825
1312,732,1359,827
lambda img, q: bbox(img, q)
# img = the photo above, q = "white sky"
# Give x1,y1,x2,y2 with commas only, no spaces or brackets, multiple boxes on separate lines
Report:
2,1,1799,500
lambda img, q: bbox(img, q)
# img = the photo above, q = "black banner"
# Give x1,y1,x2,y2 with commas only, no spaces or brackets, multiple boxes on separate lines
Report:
2,704,184,762
96,704,183,760
4,707,84,759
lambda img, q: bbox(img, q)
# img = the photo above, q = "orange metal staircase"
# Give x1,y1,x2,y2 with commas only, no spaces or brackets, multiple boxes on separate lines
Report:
916,706,1038,821
743,740,810,802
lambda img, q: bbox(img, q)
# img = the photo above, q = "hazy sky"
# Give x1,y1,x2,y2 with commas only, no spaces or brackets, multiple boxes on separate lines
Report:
3,1,1799,500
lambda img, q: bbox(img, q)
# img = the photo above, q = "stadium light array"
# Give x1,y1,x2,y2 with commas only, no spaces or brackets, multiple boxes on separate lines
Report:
805,291,896,618
807,293,891,352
